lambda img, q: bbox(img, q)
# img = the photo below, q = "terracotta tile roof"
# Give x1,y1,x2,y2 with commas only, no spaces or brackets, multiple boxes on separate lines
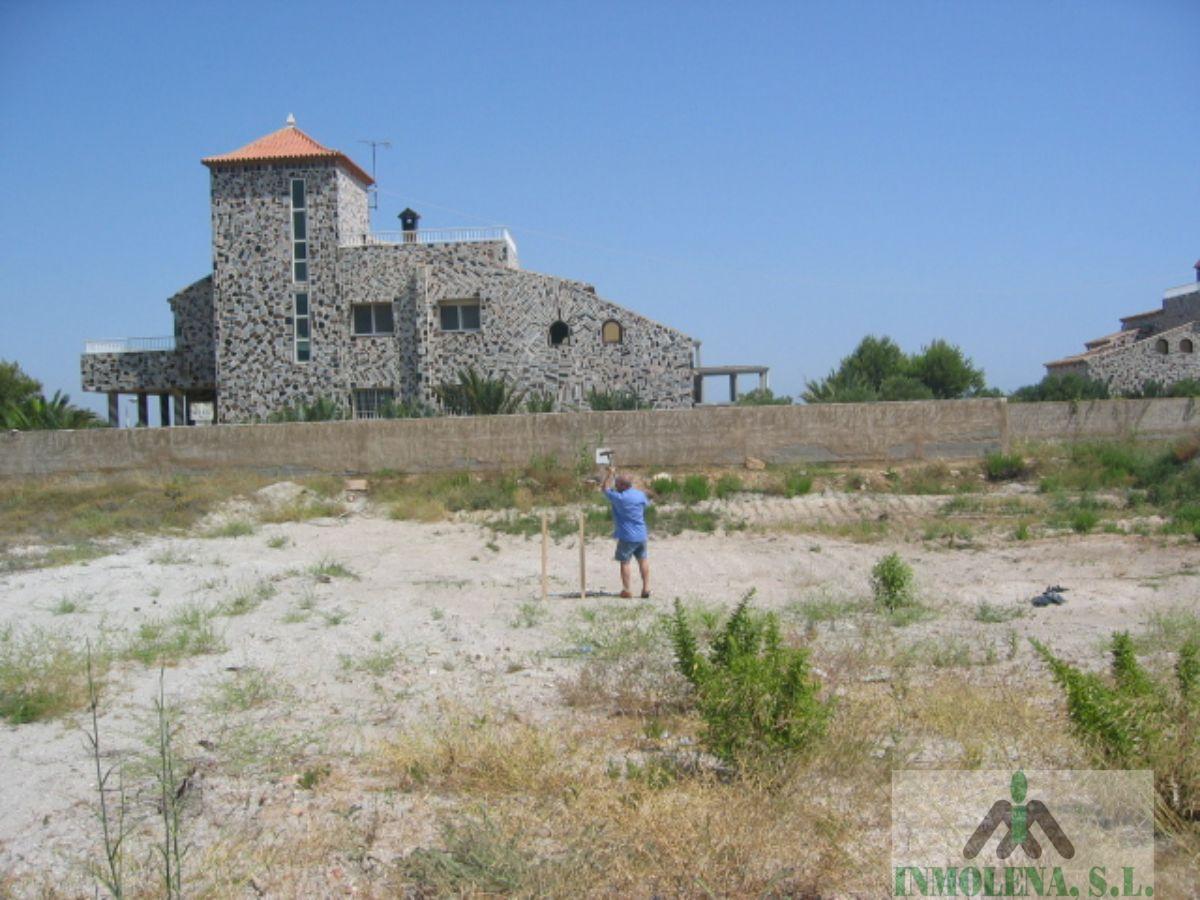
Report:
202,120,373,186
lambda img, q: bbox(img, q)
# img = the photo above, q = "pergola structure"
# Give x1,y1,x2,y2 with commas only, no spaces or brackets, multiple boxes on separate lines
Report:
692,365,769,404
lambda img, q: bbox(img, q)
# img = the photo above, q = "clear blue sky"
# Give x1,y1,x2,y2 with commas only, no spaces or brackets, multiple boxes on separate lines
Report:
2,0,1197,412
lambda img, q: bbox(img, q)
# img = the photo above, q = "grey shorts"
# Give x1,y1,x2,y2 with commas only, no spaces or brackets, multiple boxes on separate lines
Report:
614,540,648,562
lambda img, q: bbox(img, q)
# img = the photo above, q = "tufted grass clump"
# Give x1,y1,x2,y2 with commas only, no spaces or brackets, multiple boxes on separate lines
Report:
870,552,915,611
679,475,710,504
669,593,829,765
983,451,1027,482
0,628,107,724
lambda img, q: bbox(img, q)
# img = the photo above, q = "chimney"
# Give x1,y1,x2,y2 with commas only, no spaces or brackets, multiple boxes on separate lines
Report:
399,208,420,243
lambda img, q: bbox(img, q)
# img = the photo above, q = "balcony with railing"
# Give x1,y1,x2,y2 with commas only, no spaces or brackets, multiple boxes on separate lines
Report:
83,336,176,354
346,226,519,267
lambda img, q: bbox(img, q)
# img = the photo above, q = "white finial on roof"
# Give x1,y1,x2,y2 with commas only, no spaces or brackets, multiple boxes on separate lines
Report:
286,113,296,127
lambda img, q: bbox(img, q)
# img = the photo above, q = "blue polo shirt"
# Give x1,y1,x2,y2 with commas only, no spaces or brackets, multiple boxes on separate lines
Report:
603,488,650,542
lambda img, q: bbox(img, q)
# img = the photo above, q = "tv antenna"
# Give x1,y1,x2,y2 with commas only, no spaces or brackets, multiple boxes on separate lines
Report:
358,139,392,210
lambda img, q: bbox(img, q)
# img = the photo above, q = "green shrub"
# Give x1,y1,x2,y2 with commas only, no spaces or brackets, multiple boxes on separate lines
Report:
586,388,647,411
782,470,813,498
870,552,915,611
669,594,829,765
267,396,345,422
649,476,678,496
983,451,1026,481
523,392,556,413
1032,633,1200,820
1010,373,1110,402
436,368,525,415
680,475,710,503
1069,507,1099,533
735,388,792,406
714,474,742,499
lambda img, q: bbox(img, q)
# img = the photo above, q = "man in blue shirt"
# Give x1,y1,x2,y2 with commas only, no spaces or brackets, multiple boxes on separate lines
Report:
600,466,651,599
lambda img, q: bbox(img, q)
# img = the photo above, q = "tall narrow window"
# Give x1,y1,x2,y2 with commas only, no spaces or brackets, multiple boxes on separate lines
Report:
291,178,308,283
294,292,310,362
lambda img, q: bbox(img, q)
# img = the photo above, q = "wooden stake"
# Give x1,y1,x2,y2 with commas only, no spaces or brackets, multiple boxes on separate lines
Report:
578,511,586,601
540,513,548,602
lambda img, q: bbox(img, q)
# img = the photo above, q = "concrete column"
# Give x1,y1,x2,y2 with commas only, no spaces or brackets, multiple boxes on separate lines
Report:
729,373,738,403
173,394,186,426
136,393,148,427
158,394,170,427
759,370,768,391
107,393,119,427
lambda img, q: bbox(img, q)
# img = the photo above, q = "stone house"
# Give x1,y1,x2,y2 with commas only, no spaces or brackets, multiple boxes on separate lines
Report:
81,118,709,425
1044,262,1200,393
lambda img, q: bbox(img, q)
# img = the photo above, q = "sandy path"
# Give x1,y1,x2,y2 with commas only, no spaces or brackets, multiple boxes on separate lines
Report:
1,507,1197,888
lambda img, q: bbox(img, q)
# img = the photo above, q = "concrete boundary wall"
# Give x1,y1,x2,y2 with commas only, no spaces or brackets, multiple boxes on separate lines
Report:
1,398,1197,478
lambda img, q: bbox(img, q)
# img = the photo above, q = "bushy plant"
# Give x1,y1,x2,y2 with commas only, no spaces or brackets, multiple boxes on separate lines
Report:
735,388,792,406
983,451,1027,481
436,368,525,415
680,475,710,503
669,594,829,764
378,398,437,418
870,552,915,610
586,388,648,411
2,389,105,430
782,470,813,498
524,392,556,413
1032,633,1200,820
649,476,678,496
267,396,345,422
1009,373,1110,402
714,474,742,499
803,335,987,403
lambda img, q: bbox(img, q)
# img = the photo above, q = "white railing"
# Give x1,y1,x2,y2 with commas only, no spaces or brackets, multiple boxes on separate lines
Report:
83,336,176,354
354,226,518,258
1163,282,1200,300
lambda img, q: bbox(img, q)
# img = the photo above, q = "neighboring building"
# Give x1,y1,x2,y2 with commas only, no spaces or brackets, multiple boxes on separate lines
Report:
81,118,707,425
1044,262,1200,393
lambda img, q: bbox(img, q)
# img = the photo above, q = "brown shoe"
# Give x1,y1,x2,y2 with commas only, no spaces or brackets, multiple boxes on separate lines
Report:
619,590,632,599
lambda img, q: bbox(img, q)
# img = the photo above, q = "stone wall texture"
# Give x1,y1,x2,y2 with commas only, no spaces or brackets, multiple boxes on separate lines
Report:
1049,287,1200,392
1051,322,1200,393
4,398,1198,479
209,163,360,422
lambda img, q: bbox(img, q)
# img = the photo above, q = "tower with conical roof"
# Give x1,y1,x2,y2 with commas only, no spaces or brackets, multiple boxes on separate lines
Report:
201,116,374,422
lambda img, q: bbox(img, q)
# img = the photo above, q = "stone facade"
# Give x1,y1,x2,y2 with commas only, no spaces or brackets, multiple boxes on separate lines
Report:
82,122,699,422
1046,279,1200,393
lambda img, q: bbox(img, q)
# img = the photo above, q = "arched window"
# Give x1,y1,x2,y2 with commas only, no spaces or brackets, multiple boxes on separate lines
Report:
1181,338,1194,354
549,320,570,346
601,320,623,345
1155,338,1169,354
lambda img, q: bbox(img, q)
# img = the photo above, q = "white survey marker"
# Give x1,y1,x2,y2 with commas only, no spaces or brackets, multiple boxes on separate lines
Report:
594,447,613,465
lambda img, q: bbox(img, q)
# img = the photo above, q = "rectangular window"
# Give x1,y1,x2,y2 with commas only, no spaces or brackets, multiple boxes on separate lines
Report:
294,292,310,362
291,178,308,283
438,300,481,332
352,303,394,336
353,388,394,419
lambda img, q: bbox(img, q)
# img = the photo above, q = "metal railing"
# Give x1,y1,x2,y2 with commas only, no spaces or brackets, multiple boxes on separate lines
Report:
1163,282,1200,300
353,226,518,258
83,336,176,354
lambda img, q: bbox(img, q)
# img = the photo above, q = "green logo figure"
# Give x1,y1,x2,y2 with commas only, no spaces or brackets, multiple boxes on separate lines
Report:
963,771,1075,860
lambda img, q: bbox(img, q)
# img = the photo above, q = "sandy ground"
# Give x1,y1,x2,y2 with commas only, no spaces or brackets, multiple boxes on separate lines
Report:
1,488,1198,893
